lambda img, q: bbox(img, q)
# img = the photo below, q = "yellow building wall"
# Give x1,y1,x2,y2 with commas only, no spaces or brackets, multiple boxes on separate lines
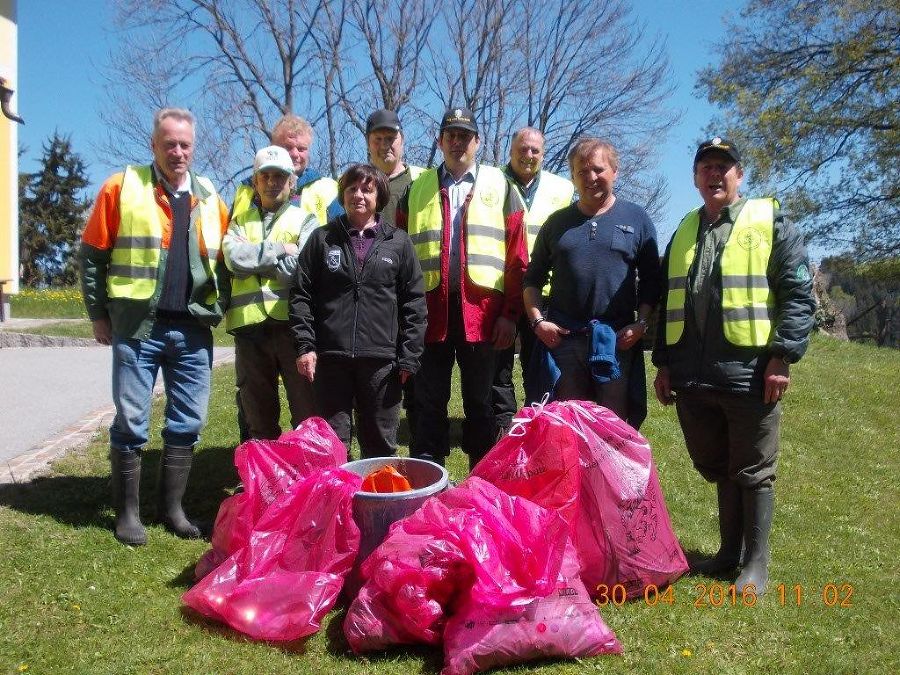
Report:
1,0,19,299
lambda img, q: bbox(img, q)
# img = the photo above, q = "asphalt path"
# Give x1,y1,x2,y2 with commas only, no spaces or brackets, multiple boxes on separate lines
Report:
0,343,234,467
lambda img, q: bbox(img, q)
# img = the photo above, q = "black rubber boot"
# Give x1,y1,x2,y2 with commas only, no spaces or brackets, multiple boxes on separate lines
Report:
691,480,743,575
735,486,775,595
110,449,147,546
157,446,202,539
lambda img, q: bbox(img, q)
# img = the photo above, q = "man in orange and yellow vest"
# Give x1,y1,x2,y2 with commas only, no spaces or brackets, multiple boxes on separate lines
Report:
396,107,528,470
80,108,229,546
652,137,815,595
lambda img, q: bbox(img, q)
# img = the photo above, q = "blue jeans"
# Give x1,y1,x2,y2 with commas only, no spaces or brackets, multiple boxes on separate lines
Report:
110,320,213,452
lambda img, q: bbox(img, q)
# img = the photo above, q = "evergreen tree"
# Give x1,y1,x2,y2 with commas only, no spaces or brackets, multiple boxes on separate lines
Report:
19,134,92,286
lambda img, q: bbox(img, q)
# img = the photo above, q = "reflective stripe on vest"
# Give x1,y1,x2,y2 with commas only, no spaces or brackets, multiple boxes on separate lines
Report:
109,165,221,301
233,176,338,226
225,206,308,332
406,166,508,293
665,198,776,346
521,172,575,254
408,165,425,181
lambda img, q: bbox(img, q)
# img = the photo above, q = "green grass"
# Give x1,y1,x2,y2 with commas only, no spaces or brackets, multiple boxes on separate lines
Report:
0,335,897,674
6,321,235,346
10,286,87,319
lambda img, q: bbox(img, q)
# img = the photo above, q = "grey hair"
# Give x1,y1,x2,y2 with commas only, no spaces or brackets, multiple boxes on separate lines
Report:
152,108,195,137
510,127,545,149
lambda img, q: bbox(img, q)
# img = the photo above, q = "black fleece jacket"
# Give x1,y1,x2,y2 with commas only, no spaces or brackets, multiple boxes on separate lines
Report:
289,216,426,373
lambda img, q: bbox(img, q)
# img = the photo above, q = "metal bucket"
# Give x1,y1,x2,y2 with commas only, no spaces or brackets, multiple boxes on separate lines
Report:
341,456,449,565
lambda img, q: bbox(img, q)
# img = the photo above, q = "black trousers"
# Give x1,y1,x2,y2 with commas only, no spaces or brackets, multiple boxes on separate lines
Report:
412,296,498,468
491,315,535,431
314,355,402,460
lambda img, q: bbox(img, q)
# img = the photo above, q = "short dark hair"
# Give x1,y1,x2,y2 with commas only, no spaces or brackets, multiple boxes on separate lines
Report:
338,163,391,213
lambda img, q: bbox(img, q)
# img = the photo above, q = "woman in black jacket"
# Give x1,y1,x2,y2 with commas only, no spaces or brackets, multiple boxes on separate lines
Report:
290,163,426,458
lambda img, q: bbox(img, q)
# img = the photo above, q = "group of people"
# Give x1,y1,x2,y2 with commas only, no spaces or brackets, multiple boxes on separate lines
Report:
80,105,815,596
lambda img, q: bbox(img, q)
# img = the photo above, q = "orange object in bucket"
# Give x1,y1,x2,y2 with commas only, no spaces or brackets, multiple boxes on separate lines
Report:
361,464,413,493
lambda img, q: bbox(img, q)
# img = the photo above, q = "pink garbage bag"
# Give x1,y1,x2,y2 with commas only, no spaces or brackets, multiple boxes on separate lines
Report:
182,467,362,641
442,540,622,675
473,400,688,599
344,477,568,653
194,417,347,579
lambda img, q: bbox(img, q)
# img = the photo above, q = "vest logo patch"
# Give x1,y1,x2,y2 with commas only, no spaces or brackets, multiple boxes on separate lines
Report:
381,256,394,265
480,188,500,208
736,226,762,251
327,248,341,271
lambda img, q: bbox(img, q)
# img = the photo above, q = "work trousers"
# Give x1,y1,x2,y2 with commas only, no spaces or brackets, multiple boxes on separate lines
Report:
413,295,498,469
314,355,402,460
234,320,316,440
675,387,781,489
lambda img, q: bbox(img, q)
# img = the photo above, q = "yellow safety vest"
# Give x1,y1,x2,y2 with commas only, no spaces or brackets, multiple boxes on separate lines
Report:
408,165,425,181
109,165,221,302
225,205,308,332
232,175,338,226
665,198,777,346
407,166,508,293
519,171,575,254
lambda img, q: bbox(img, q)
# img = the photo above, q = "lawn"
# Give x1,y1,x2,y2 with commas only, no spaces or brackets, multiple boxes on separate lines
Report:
0,335,897,674
7,287,234,346
9,286,87,319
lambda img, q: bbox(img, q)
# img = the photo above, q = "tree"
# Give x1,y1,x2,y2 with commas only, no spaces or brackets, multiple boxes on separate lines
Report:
18,134,92,287
101,0,676,217
697,0,899,260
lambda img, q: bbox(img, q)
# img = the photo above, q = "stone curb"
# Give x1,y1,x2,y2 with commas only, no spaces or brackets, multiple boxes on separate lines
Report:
0,332,99,348
0,350,237,485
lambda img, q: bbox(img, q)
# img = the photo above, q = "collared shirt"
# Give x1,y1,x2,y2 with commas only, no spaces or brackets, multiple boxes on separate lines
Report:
503,163,539,211
344,219,379,272
153,164,192,196
691,198,746,338
439,163,476,290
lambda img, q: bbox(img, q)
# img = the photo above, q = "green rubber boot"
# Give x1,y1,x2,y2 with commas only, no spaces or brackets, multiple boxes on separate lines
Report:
691,479,743,575
735,486,775,595
110,449,147,546
157,446,202,539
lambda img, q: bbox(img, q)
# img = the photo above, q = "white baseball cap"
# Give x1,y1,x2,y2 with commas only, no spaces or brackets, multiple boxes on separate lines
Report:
253,145,294,174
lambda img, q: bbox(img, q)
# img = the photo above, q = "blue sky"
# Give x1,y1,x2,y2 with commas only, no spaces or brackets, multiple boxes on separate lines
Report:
17,0,744,243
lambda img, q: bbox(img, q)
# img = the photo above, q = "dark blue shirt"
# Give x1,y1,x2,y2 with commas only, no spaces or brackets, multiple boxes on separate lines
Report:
524,199,661,330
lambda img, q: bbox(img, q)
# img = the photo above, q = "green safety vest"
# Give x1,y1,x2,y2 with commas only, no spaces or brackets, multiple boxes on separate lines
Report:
232,175,338,226
665,198,777,346
407,166,508,293
109,165,221,301
520,171,575,253
225,205,309,332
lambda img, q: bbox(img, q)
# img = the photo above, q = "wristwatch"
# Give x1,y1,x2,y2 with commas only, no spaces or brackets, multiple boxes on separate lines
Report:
530,316,546,330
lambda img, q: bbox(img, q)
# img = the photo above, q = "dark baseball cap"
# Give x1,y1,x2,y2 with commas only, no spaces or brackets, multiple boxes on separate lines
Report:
440,107,478,134
366,109,401,134
694,137,741,167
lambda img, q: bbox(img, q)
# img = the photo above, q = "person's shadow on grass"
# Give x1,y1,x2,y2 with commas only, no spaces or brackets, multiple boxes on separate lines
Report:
0,444,239,533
